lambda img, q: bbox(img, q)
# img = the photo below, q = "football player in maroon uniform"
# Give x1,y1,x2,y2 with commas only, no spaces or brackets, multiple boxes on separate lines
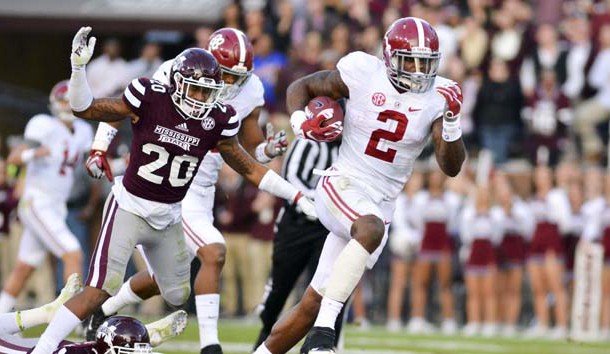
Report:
29,27,314,354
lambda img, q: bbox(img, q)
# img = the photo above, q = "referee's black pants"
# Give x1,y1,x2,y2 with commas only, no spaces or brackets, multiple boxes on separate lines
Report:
254,206,346,348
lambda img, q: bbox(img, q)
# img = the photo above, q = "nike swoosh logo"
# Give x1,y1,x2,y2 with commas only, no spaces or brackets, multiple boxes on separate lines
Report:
408,107,422,112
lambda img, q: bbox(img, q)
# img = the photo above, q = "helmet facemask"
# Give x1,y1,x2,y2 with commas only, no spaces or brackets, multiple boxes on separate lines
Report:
171,72,224,120
50,98,76,123
387,47,440,93
219,65,251,100
103,341,152,354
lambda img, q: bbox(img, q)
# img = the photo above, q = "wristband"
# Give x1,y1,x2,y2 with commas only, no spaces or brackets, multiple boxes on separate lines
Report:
20,149,36,163
442,114,462,142
290,110,307,138
258,170,299,201
255,142,273,164
91,122,118,151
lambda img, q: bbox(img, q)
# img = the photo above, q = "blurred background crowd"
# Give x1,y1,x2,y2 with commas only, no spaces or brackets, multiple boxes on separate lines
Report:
2,0,610,340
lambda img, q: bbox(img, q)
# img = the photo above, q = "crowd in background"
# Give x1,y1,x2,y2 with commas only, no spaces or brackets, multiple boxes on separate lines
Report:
1,0,610,340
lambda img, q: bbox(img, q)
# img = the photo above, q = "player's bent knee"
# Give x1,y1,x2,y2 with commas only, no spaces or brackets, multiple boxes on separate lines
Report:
351,215,385,252
161,284,191,307
199,243,226,269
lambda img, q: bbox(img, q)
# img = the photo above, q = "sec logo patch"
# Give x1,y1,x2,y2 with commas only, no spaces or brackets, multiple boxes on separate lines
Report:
201,117,216,131
372,92,386,106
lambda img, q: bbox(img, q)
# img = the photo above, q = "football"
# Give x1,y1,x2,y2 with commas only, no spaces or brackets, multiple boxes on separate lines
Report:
305,96,344,128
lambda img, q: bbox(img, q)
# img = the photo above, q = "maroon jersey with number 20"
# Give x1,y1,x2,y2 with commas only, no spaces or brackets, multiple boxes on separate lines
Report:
121,78,239,203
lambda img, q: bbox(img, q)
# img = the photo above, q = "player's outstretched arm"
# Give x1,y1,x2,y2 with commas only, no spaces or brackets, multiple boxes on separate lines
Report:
237,108,288,163
217,137,316,218
68,27,133,122
432,82,466,177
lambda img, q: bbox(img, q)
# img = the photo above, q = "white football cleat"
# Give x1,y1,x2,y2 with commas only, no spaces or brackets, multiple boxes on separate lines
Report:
146,310,188,347
43,273,83,321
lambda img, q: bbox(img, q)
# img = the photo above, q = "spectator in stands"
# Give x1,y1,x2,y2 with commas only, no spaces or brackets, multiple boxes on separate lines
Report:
126,42,163,80
522,69,573,166
194,26,213,49
86,38,130,97
563,15,592,101
474,58,524,164
574,23,610,162
253,32,288,112
458,17,488,71
490,8,525,76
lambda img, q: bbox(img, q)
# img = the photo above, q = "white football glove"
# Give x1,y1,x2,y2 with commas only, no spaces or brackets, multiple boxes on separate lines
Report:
295,194,317,220
71,26,96,67
265,123,288,158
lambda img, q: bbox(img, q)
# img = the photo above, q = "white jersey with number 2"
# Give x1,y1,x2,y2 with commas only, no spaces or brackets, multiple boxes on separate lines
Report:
334,51,451,202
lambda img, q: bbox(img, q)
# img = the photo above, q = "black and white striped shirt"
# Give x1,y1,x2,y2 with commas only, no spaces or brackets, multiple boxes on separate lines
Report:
282,138,340,199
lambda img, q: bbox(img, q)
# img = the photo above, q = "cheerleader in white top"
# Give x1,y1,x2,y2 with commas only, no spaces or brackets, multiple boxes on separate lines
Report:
564,181,585,287
527,165,571,339
407,169,461,334
494,172,534,336
460,186,505,337
386,170,423,332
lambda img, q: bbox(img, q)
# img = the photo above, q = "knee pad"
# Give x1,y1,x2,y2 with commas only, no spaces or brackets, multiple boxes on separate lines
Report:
161,283,191,306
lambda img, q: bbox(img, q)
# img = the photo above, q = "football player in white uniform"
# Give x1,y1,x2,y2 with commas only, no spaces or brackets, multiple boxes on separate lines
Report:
253,17,466,354
84,28,287,354
0,81,93,314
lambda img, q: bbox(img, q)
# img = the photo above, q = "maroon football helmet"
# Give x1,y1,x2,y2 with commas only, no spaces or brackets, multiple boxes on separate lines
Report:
382,17,441,93
49,80,75,122
207,27,254,99
169,48,224,120
95,316,152,354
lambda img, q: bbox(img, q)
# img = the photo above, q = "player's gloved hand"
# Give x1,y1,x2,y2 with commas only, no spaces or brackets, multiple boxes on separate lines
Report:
294,192,317,220
71,26,97,68
436,81,463,120
86,150,114,182
436,81,463,142
301,115,343,143
265,123,288,157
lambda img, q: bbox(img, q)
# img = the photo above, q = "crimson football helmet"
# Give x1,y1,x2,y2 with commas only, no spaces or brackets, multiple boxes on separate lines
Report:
169,48,224,120
49,80,75,122
382,17,441,93
208,27,254,100
95,316,152,354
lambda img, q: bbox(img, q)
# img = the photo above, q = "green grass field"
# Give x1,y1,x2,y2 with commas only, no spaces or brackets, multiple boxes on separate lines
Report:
152,320,610,354
21,318,610,354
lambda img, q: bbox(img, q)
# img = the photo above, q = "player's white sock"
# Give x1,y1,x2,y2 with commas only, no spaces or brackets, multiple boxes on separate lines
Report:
196,294,220,348
253,342,272,354
314,297,344,329
16,306,52,331
313,239,370,329
0,313,20,334
30,305,81,354
101,280,142,316
0,291,16,313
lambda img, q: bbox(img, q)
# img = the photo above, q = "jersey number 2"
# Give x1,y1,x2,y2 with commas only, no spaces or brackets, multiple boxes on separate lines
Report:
138,143,198,187
364,110,408,163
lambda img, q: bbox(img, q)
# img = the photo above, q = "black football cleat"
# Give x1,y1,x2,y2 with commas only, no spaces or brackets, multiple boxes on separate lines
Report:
300,326,336,354
201,344,223,354
84,308,110,341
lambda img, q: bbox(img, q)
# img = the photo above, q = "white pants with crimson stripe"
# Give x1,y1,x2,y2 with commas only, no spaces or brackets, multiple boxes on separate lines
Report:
17,197,81,267
310,174,394,294
182,185,225,253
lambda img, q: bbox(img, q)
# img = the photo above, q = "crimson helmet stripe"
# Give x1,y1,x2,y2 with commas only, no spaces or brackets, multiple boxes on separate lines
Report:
413,17,426,48
230,28,247,66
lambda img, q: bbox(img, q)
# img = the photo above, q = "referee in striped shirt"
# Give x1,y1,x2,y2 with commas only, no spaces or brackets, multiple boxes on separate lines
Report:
254,137,344,348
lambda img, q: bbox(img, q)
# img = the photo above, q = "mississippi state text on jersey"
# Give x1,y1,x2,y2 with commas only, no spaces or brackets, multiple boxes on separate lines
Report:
121,77,239,203
334,51,452,201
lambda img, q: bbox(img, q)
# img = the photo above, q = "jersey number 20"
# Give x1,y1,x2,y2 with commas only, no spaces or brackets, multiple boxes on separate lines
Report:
137,143,198,187
364,110,408,163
